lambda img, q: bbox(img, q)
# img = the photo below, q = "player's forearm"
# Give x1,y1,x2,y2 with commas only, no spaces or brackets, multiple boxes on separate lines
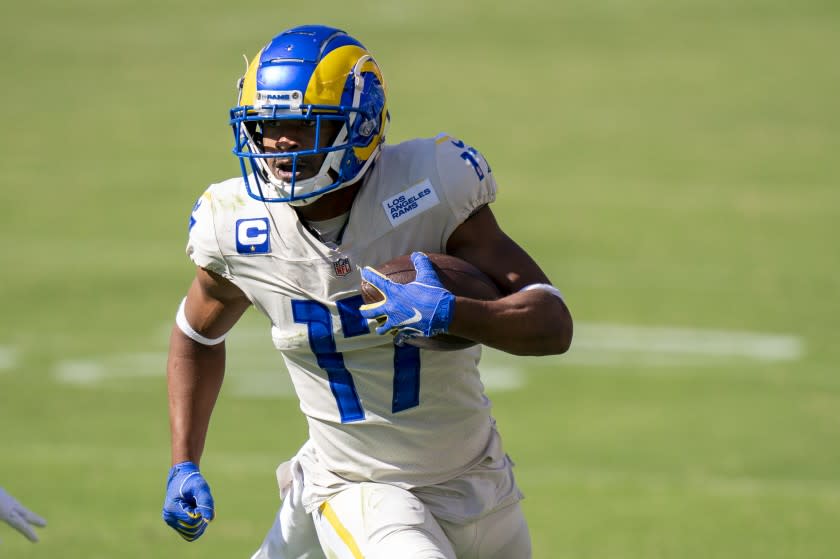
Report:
167,326,226,465
448,290,573,356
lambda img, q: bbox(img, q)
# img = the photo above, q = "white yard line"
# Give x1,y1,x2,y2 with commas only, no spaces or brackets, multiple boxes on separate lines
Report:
572,323,803,361
481,322,803,370
479,364,526,391
0,346,18,371
51,322,804,393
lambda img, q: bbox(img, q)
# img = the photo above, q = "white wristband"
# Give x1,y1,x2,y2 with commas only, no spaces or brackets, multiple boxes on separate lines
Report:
175,298,228,346
519,283,565,302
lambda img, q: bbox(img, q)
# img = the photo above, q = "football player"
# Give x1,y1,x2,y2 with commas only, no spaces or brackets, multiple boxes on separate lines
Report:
0,487,46,543
162,25,573,559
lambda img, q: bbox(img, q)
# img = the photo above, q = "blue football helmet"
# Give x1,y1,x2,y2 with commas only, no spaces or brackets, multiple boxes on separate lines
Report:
230,25,389,205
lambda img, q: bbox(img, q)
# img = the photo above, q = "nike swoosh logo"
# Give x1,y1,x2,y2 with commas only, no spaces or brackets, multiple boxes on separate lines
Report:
396,308,423,327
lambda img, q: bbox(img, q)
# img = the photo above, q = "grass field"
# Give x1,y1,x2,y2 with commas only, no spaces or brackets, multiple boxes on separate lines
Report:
1,0,839,557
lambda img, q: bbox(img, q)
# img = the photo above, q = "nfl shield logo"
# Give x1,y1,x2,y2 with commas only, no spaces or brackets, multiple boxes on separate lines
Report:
333,257,352,277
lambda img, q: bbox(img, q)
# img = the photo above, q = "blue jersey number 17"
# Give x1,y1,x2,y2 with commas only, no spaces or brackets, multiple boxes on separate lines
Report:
292,296,421,423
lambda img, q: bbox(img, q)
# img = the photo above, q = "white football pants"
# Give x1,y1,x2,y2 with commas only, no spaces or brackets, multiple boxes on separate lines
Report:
250,459,325,559
313,482,531,559
250,461,531,559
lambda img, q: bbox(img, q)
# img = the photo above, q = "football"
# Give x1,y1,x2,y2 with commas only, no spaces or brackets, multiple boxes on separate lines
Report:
360,253,502,350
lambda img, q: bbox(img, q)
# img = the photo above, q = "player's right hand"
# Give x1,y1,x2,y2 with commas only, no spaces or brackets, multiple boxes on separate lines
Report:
162,462,215,541
359,252,455,341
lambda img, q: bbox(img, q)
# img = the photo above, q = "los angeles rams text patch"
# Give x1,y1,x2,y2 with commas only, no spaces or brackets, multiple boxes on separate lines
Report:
382,180,440,227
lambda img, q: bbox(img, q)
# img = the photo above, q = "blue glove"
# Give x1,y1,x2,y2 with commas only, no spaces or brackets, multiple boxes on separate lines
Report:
162,461,215,541
359,252,455,344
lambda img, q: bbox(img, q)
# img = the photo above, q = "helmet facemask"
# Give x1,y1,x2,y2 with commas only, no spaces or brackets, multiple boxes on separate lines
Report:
237,108,351,206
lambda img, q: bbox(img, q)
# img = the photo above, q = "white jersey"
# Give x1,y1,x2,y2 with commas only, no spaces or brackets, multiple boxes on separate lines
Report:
187,134,509,510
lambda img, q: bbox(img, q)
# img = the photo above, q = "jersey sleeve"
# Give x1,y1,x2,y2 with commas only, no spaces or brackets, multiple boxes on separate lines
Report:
185,187,231,278
432,134,498,242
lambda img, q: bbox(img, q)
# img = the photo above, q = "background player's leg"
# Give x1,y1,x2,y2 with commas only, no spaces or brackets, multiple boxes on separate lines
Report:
312,483,456,559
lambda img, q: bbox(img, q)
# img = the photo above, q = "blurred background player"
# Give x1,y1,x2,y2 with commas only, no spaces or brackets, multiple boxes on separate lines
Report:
162,24,572,558
0,487,46,543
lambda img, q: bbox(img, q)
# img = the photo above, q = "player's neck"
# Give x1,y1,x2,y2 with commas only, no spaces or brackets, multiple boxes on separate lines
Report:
294,183,362,222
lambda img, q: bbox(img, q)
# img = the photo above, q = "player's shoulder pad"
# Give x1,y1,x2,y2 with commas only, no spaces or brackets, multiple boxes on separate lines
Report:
203,176,255,210
190,177,266,230
186,177,250,277
431,133,497,218
187,178,237,234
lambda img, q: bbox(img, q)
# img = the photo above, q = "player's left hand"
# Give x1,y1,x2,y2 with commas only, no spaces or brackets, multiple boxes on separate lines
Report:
359,252,455,343
0,488,46,543
162,462,215,542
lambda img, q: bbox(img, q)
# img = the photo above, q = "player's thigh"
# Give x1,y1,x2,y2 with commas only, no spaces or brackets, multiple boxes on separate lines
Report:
438,501,531,559
312,482,456,559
